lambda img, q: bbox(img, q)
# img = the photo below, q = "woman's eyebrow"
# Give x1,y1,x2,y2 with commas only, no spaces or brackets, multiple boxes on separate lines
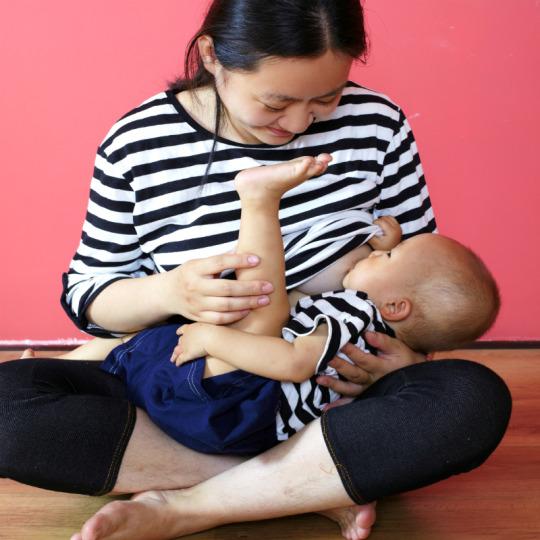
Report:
261,84,347,103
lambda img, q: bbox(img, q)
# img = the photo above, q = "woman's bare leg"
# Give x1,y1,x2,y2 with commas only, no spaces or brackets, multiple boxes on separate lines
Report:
111,408,245,493
71,419,376,540
56,342,247,493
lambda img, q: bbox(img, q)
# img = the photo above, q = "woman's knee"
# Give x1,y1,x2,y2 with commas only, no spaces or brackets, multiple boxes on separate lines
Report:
428,359,512,466
386,359,512,463
322,358,512,502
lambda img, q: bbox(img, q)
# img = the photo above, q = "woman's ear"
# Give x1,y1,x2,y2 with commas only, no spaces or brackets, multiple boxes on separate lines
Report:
197,35,218,74
379,298,412,322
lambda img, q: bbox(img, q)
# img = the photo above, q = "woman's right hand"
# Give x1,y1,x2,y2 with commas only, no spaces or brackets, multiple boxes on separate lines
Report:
317,331,427,398
162,253,275,325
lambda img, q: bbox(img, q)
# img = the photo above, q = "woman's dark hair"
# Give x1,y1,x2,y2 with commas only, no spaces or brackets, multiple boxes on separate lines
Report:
169,0,368,177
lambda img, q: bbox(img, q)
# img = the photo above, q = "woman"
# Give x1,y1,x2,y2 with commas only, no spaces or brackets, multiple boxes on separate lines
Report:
0,1,510,539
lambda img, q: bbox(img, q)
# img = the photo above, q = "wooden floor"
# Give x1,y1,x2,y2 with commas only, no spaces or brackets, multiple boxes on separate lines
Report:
0,349,538,540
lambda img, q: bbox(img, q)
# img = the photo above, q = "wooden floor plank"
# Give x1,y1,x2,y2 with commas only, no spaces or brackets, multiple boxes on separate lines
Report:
0,349,538,539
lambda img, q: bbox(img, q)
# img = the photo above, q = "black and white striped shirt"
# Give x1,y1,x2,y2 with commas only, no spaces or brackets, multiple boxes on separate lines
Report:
277,289,393,440
61,83,436,336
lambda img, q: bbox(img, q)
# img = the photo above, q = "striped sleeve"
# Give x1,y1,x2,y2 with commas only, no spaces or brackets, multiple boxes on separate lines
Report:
61,148,157,336
282,291,374,374
374,110,437,238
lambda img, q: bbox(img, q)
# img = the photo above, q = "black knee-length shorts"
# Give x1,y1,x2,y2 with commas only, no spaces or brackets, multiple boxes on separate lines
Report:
0,357,511,499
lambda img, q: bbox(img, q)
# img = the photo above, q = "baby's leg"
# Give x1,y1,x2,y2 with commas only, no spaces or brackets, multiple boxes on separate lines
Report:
58,334,136,361
232,154,332,336
203,155,331,377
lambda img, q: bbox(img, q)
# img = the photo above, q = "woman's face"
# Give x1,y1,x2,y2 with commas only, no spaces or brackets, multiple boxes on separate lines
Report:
213,50,353,145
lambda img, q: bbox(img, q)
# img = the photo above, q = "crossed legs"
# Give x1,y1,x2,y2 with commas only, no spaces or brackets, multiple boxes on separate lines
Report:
71,419,375,540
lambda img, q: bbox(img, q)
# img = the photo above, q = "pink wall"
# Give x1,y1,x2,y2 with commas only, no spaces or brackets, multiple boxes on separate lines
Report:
1,1,538,342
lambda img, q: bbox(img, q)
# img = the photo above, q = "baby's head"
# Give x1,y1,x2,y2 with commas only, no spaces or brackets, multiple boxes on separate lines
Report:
343,234,500,352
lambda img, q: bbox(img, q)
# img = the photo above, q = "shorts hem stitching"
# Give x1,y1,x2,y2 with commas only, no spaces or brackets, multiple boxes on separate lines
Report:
321,411,366,504
96,401,137,495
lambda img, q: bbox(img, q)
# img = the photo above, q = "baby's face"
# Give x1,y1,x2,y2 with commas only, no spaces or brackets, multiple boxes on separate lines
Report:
342,234,440,303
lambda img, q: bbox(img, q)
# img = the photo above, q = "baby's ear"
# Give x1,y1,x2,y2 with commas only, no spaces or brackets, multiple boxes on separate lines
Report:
379,298,412,321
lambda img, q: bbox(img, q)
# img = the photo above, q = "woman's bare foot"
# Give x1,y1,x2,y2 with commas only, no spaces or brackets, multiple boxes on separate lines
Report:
70,488,376,540
234,153,332,200
70,490,210,540
320,502,377,540
20,348,35,359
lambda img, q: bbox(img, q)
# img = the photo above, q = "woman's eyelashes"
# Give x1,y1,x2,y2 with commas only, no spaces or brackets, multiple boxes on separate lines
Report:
262,97,339,113
264,104,286,112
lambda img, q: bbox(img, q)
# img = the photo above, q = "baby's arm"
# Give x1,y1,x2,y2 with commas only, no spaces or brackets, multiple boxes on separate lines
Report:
173,322,328,383
368,215,402,251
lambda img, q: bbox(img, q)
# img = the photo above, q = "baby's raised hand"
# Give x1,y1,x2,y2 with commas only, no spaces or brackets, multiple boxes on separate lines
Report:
368,216,402,251
170,323,210,366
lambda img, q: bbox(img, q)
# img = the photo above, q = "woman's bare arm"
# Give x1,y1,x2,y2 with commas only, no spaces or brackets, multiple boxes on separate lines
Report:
85,253,273,332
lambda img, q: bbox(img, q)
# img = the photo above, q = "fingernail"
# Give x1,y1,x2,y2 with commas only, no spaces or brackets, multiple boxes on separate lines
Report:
261,282,273,293
258,296,270,305
248,255,260,264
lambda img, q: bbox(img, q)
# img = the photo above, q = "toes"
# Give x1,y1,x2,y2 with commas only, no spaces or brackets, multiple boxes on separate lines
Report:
325,503,376,540
357,503,377,529
79,502,125,540
315,153,332,165
307,153,332,176
344,523,372,540
291,156,314,177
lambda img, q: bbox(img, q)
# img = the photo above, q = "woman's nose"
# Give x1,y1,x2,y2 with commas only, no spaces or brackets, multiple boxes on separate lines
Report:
281,107,315,134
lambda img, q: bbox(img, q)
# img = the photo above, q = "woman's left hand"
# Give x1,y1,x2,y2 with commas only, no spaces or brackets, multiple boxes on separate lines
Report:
316,331,427,397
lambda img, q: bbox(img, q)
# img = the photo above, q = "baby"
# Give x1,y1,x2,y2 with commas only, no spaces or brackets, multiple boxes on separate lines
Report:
66,155,500,455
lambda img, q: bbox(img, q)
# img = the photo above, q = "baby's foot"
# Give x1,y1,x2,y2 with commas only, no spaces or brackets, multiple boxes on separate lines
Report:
234,153,332,201
320,502,377,540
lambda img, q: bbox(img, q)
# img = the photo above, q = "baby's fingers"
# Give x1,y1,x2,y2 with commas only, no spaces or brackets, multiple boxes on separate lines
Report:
170,344,183,363
174,355,185,367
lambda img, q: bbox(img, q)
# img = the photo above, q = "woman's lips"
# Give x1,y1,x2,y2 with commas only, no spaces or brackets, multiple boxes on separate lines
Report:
267,126,293,138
